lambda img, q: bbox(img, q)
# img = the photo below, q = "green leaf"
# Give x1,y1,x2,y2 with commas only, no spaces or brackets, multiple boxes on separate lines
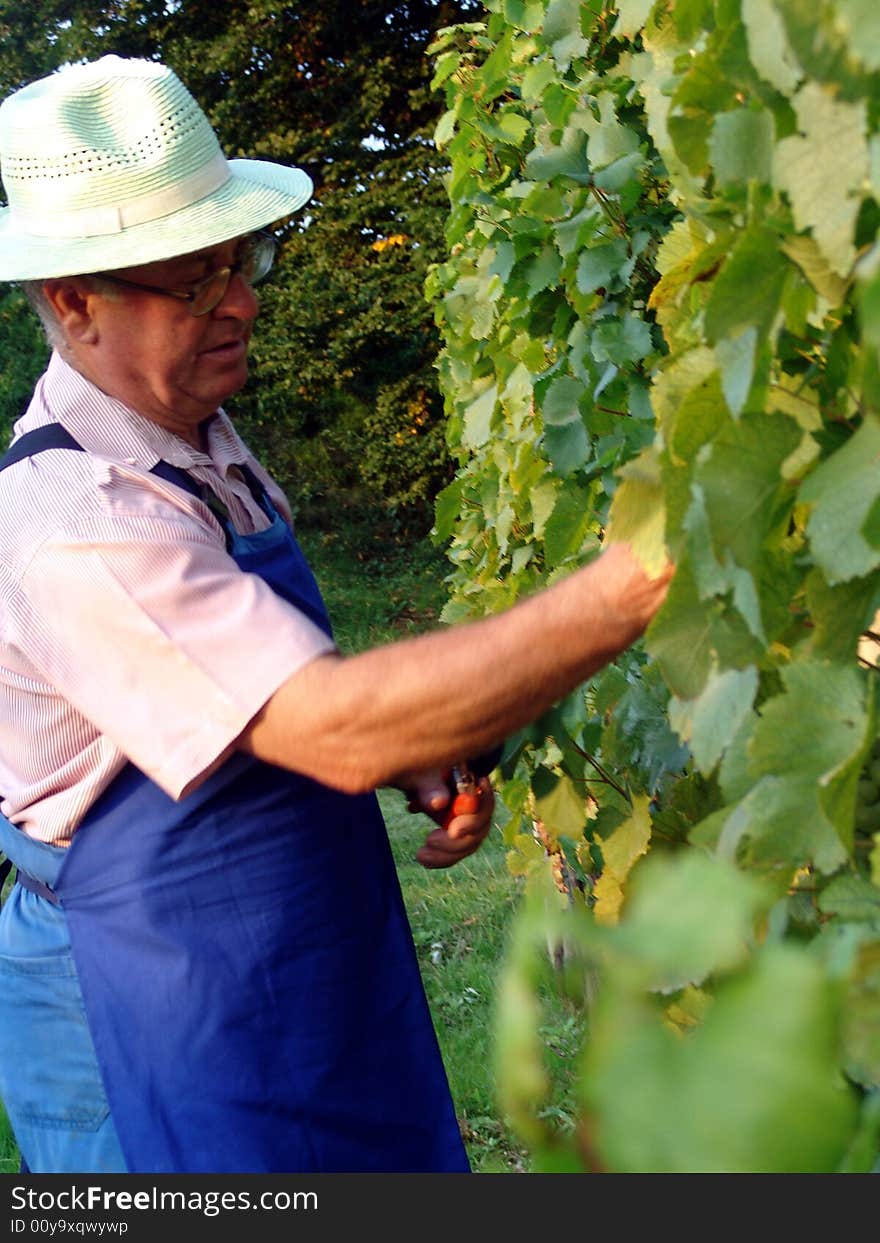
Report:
585,941,859,1172
462,382,498,449
524,124,591,183
590,314,654,367
819,874,880,924
773,82,868,279
614,0,656,39
806,569,879,663
433,108,457,148
669,665,758,777
704,227,790,345
541,374,584,426
840,939,880,1091
715,326,757,418
709,107,774,187
543,0,589,68
524,244,563,296
647,559,761,700
730,659,871,869
432,477,465,544
750,660,869,786
576,239,631,295
800,415,880,584
542,480,593,565
693,412,801,570
607,850,770,991
579,93,641,170
529,478,559,538
532,768,587,841
835,0,880,71
741,0,803,96
717,775,849,876
683,486,766,641
503,0,546,31
543,419,591,475
782,235,848,307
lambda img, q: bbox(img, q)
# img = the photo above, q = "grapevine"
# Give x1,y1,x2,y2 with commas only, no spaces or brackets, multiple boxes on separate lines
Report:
429,0,880,1172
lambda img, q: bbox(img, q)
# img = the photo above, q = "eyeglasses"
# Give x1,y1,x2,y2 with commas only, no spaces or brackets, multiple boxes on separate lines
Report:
92,232,277,316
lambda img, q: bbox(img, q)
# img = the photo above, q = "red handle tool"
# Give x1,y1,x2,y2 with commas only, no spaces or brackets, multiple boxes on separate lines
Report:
441,761,483,829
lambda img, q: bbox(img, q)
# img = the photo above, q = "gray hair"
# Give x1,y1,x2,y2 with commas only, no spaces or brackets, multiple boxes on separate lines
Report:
20,280,64,348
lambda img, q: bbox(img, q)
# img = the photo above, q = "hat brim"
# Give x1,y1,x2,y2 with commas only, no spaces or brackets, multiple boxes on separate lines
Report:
0,159,313,280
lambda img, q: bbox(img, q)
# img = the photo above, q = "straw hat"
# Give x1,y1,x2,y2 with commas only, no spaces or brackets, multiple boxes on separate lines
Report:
0,55,313,281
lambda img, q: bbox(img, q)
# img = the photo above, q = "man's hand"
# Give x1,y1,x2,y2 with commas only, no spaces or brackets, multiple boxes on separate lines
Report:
404,770,495,870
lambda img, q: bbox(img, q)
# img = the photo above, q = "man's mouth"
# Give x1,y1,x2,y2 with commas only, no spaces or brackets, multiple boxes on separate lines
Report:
201,338,247,361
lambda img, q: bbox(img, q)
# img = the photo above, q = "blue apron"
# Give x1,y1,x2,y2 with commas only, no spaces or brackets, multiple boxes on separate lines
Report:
0,425,469,1174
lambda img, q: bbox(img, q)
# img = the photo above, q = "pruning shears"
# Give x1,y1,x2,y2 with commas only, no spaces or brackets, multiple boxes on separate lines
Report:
441,761,483,829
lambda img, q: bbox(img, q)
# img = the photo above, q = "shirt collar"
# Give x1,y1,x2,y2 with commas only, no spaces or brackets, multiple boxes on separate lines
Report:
17,351,250,481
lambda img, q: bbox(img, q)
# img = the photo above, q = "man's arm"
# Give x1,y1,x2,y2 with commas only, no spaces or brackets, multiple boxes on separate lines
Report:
238,541,672,794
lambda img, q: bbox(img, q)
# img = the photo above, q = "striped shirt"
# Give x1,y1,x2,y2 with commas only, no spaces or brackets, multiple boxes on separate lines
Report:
0,350,335,844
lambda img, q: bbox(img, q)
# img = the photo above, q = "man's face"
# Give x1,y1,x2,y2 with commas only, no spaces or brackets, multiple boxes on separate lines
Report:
81,235,260,443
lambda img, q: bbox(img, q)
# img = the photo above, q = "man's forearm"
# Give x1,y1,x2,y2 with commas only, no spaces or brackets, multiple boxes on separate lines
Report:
239,541,672,793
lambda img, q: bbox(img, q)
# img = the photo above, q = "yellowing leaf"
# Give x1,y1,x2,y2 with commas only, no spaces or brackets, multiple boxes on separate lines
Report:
605,445,667,576
773,82,868,278
593,794,653,926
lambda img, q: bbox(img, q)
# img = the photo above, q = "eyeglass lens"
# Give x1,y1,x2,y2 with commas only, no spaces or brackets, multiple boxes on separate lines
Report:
191,233,276,315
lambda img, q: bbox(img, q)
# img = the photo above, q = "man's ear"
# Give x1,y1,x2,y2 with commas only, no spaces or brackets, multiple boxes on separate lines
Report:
42,277,100,345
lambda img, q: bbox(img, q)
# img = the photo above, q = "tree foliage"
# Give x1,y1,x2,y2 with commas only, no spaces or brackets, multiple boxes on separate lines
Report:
430,0,880,1172
0,0,481,532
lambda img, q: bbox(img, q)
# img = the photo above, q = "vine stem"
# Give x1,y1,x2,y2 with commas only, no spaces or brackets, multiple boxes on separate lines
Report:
571,741,631,802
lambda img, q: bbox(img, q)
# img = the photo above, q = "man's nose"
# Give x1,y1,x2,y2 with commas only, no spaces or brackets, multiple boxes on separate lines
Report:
214,269,260,318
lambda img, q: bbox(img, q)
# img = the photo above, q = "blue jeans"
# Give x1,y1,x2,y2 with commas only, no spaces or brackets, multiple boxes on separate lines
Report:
0,819,127,1173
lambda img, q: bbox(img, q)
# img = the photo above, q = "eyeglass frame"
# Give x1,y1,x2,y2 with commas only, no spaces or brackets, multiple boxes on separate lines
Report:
90,231,277,317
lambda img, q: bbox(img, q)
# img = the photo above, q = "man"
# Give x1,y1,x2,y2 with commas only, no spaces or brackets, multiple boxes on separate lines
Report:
0,56,672,1174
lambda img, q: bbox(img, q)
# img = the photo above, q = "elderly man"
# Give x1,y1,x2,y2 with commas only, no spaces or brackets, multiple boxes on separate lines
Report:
0,56,671,1174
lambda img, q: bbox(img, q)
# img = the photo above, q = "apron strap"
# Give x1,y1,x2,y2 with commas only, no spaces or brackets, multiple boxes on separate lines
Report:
0,854,60,905
15,868,60,904
0,423,259,556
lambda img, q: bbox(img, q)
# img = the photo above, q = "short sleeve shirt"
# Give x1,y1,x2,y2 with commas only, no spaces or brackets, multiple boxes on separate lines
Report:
0,351,336,844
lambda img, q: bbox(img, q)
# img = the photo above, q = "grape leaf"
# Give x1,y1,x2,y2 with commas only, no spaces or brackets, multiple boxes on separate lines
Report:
718,775,849,875
741,0,803,96
543,419,591,475
799,414,880,584
715,326,757,418
704,226,790,345
543,0,588,69
541,374,584,426
604,445,667,576
773,82,868,279
585,941,858,1171
593,794,653,926
578,93,641,170
604,849,770,991
461,381,498,448
614,0,655,39
749,660,869,785
669,665,758,777
836,0,880,70
532,769,588,842
709,107,775,187
693,412,801,571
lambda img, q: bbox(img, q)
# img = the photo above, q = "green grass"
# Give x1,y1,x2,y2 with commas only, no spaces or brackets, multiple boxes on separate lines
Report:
380,785,531,1172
